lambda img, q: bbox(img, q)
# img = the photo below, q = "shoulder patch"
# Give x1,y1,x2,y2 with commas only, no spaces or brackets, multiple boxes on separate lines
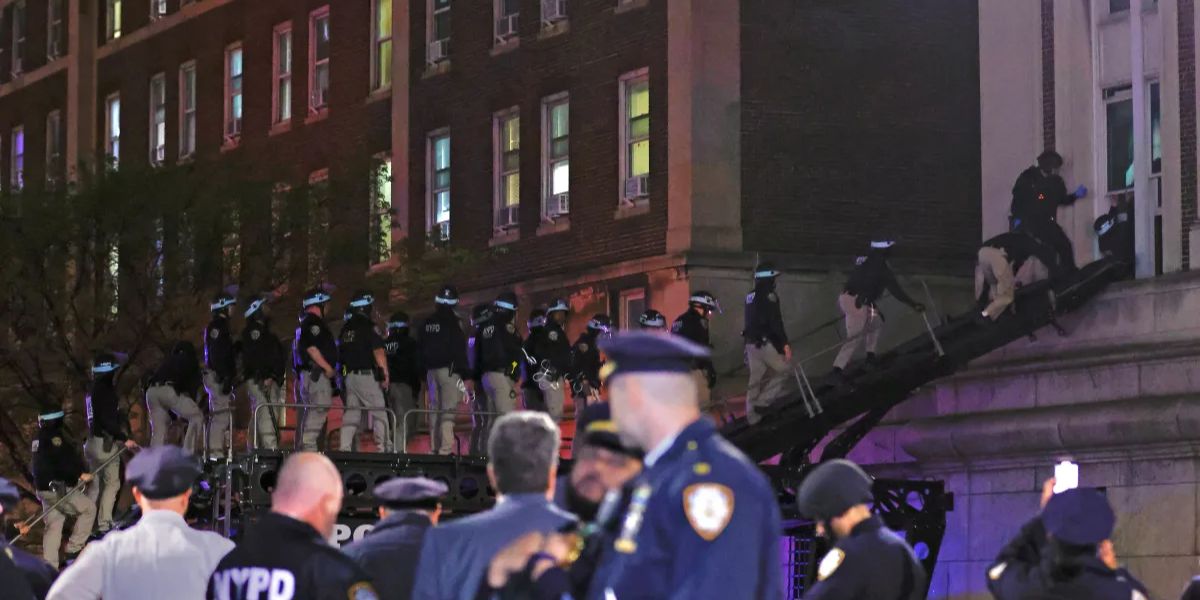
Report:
745,292,755,304
817,548,845,581
51,436,62,447
578,342,589,353
548,331,558,342
482,325,495,339
250,329,261,340
683,483,734,542
987,562,1006,581
671,321,684,333
209,328,220,339
348,582,379,600
311,325,321,336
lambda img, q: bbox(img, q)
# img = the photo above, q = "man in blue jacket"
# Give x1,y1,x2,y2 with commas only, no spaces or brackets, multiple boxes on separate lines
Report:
344,477,447,600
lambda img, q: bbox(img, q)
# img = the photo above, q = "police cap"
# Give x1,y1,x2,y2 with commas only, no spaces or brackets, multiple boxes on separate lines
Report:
302,287,333,308
92,351,123,374
127,445,202,500
1042,487,1115,545
638,309,666,329
471,303,493,326
210,292,236,312
373,477,448,510
598,331,710,384
245,294,270,318
528,308,547,328
387,311,410,330
435,285,460,306
0,477,19,510
587,313,612,333
494,291,518,312
349,290,375,309
796,459,874,521
754,262,780,279
547,298,569,315
689,291,718,310
575,402,640,457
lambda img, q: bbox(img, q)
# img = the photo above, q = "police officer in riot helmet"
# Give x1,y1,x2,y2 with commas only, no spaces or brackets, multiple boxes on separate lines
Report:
467,303,494,456
1010,150,1090,272
480,292,525,430
146,341,203,451
570,313,611,421
417,285,471,455
203,292,237,453
637,309,666,331
293,287,338,451
241,294,287,451
84,352,138,536
796,459,925,599
743,262,791,424
31,410,96,569
385,312,422,452
522,308,549,413
832,240,924,384
337,290,391,452
672,291,719,415
1094,193,1135,280
532,299,572,423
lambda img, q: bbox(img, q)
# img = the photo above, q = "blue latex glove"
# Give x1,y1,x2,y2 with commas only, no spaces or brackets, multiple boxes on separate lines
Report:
1074,184,1088,199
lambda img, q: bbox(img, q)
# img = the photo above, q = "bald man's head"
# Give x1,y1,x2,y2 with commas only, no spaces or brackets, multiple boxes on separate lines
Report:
272,452,344,539
608,371,698,450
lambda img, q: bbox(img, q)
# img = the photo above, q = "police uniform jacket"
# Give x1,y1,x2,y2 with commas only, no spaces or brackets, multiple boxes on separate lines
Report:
743,284,788,354
591,419,783,600
412,494,576,600
1094,203,1134,260
4,540,55,600
0,542,37,600
417,307,470,378
533,322,571,379
521,327,546,390
671,310,715,376
479,313,523,380
48,509,234,600
843,253,918,309
294,313,337,374
1011,165,1078,225
32,425,85,490
986,517,1147,600
384,329,423,391
569,332,602,389
207,512,377,600
151,350,202,399
241,318,286,382
204,315,236,382
802,516,925,600
983,232,1063,279
86,379,127,443
338,314,385,373
343,511,433,600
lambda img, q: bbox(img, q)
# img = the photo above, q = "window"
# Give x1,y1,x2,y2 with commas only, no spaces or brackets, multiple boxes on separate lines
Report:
45,110,62,186
308,169,330,282
150,0,167,20
47,0,64,59
371,157,393,264
11,0,25,76
542,0,567,24
179,62,196,158
428,131,450,241
620,69,650,202
427,0,450,64
494,110,520,232
104,93,120,165
619,288,645,331
372,0,392,91
1150,82,1162,175
494,0,519,45
9,126,23,191
1104,85,1133,192
224,43,244,142
308,7,331,114
106,0,122,41
149,73,166,163
1109,0,1130,12
542,94,569,218
273,24,293,124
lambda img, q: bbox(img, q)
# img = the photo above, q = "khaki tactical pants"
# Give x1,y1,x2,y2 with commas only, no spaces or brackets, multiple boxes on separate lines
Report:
425,368,462,455
340,373,390,452
245,379,284,450
298,372,333,451
976,246,1015,320
84,436,122,533
833,292,882,370
691,369,714,414
542,383,566,423
202,370,233,452
146,384,202,452
745,344,790,425
38,487,95,568
388,382,417,451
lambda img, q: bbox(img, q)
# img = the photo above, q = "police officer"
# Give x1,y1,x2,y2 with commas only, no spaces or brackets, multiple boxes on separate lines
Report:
554,402,641,520
570,314,611,421
145,341,203,451
480,292,525,426
293,287,338,451
588,332,783,599
743,262,791,424
1095,193,1135,279
203,293,237,453
31,410,96,569
338,290,391,453
672,291,719,414
1010,150,1089,271
207,452,378,600
533,299,572,423
418,285,471,455
467,303,494,456
0,478,55,600
343,477,448,600
795,459,925,598
987,482,1148,599
385,312,422,452
241,295,287,451
637,309,666,331
84,352,137,536
976,230,1062,322
521,308,548,413
832,241,925,381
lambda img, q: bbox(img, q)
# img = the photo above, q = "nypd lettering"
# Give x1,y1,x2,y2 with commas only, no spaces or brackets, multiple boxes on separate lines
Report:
210,567,295,600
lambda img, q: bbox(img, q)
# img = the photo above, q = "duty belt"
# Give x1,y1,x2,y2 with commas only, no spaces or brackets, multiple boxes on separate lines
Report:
347,369,374,375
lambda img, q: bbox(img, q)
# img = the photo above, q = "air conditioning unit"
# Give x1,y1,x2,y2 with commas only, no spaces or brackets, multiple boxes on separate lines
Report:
310,88,328,112
624,175,649,200
495,13,519,43
435,221,450,242
547,192,569,216
541,0,567,23
428,39,450,64
225,119,242,138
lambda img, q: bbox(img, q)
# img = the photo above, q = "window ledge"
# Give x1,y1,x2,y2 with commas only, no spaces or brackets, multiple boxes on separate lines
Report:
366,87,392,104
614,0,649,15
538,21,569,40
178,154,195,165
537,216,571,236
423,60,451,78
489,229,521,246
490,39,520,56
220,137,241,153
269,120,293,137
614,201,650,220
305,108,329,125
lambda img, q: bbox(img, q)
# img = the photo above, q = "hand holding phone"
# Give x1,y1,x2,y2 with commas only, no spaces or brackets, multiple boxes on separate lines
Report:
1053,460,1079,494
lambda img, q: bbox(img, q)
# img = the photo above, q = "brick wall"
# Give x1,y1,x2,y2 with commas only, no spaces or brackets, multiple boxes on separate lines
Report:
1041,0,1055,151
405,0,669,291
1181,0,1197,270
739,0,981,269
0,72,67,188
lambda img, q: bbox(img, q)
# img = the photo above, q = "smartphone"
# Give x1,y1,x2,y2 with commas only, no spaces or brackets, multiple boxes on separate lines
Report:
1053,460,1079,493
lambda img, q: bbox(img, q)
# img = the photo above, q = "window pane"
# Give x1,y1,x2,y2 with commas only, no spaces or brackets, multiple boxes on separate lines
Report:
631,140,649,176
551,137,568,159
434,0,450,8
231,49,243,77
436,191,450,220
1151,83,1162,175
630,115,649,139
435,170,450,189
502,0,519,15
377,0,392,40
315,16,330,60
279,31,292,75
1106,98,1133,191
1110,0,1130,12
504,173,520,206
503,117,519,151
434,136,450,170
434,11,451,39
377,40,393,87
629,81,649,118
552,160,568,195
279,80,292,121
551,103,568,138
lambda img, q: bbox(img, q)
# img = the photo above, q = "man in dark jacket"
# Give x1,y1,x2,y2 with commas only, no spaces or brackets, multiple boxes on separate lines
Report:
743,262,791,424
417,285,470,455
0,478,56,599
570,314,611,422
672,292,719,413
976,230,1062,321
31,410,95,568
146,342,203,451
832,241,924,380
1094,194,1135,279
241,295,287,450
385,312,423,452
203,292,238,453
1010,150,1089,271
343,477,447,600
84,352,138,535
479,292,525,423
521,309,548,413
533,299,572,423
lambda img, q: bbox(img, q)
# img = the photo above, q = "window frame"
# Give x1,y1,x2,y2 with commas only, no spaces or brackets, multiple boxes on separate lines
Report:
104,92,121,165
427,0,451,65
47,0,64,59
371,0,393,91
149,72,166,164
618,68,650,204
308,6,331,116
493,107,521,233
105,0,122,41
427,129,451,242
618,288,646,331
494,0,519,46
1102,84,1133,194
44,110,61,187
11,0,25,76
150,0,168,20
224,42,244,144
541,93,569,219
272,23,293,125
10,125,23,191
178,61,197,159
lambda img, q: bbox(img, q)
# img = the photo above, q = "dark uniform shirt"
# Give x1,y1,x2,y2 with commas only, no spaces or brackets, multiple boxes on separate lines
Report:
384,329,423,391
86,379,127,442
417,307,470,378
343,512,433,600
479,313,523,380
671,310,715,380
241,318,286,382
743,284,788,354
0,542,37,600
204,315,236,382
294,313,337,374
207,512,378,600
591,419,783,600
570,332,603,388
1094,203,1134,264
151,349,203,399
843,253,918,308
338,314,385,373
533,321,571,378
1011,165,1077,225
3,541,55,600
983,232,1063,279
803,516,926,600
32,425,85,490
522,326,546,390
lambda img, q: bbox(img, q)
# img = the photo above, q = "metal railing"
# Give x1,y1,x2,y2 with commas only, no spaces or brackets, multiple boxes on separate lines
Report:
401,408,505,455
250,402,400,453
14,447,130,543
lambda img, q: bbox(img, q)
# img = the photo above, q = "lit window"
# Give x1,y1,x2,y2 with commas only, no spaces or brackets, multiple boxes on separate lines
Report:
105,93,120,165
179,62,196,158
308,169,330,281
494,0,519,45
1150,82,1162,175
372,0,393,91
371,156,393,264
620,69,650,202
1104,85,1133,192
149,73,166,164
11,0,26,76
225,43,244,142
427,0,450,64
273,24,293,124
542,94,569,218
619,288,646,331
45,110,62,187
494,110,520,232
47,0,64,59
10,126,23,191
151,0,167,20
106,0,122,41
428,131,451,241
309,7,331,114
